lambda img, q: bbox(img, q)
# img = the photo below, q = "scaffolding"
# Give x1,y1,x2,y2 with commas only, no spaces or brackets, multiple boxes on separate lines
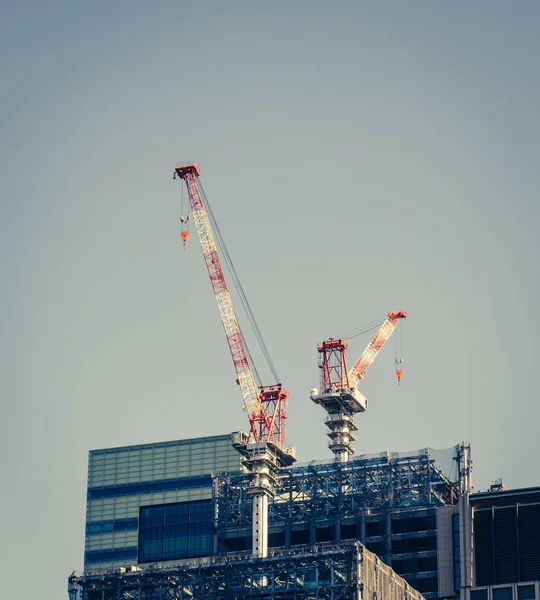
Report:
216,447,460,538
69,540,425,600
70,445,471,599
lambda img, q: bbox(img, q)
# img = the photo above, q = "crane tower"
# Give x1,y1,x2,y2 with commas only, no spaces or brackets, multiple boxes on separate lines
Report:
173,163,296,558
311,311,406,462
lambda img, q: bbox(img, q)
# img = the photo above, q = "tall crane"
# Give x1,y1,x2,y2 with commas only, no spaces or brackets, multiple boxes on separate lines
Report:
310,310,407,462
173,163,295,558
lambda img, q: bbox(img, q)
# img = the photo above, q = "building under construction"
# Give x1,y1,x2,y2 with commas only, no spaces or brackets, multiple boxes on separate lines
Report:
68,433,540,600
68,164,540,599
69,434,469,599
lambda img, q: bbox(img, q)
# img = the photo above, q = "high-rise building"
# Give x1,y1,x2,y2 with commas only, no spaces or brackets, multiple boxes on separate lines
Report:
71,434,539,600
84,434,241,570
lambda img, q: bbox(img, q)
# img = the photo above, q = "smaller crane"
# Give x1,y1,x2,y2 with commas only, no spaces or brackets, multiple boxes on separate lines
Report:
310,311,406,462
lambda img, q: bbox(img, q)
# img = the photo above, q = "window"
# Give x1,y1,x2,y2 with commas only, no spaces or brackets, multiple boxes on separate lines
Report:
315,526,333,543
517,585,536,600
291,528,309,546
85,548,138,564
366,518,386,537
393,556,437,575
493,587,513,600
392,515,436,534
365,540,386,556
392,533,437,553
138,500,213,563
86,518,138,535
268,532,285,548
405,576,438,594
340,524,357,540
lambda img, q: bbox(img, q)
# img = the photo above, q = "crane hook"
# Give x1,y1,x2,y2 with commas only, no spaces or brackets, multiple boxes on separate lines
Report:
180,213,190,250
180,229,189,250
395,357,403,385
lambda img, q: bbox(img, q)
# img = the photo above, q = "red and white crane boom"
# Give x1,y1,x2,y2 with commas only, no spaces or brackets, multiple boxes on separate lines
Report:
173,162,291,451
311,310,407,462
349,310,407,388
174,163,262,415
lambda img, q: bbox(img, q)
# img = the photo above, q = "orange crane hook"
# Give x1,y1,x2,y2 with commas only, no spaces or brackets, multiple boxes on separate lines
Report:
180,214,190,250
180,229,189,250
395,357,403,385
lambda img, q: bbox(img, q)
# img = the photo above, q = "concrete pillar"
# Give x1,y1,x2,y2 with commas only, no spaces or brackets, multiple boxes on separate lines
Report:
252,492,268,557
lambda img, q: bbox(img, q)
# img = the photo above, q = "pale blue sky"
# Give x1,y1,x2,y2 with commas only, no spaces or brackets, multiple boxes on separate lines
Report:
1,2,539,598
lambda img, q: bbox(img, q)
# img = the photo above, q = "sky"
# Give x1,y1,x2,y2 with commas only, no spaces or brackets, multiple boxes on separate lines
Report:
1,1,539,598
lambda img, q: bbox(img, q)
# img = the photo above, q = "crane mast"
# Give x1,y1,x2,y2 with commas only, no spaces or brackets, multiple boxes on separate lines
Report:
310,310,407,462
173,163,295,558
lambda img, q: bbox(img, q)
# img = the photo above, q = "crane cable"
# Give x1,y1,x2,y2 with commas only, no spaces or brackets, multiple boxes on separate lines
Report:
394,318,403,360
197,180,281,385
179,184,190,250
395,319,404,384
237,322,262,388
336,315,387,341
203,190,278,384
186,180,262,387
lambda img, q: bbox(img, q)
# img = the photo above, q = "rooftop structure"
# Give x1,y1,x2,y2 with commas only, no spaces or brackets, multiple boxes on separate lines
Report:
72,433,540,600
70,540,426,600
73,434,479,600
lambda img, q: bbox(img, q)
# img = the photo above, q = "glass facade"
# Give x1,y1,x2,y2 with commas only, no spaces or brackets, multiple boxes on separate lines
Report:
518,585,537,600
471,585,540,600
139,500,213,562
84,434,241,570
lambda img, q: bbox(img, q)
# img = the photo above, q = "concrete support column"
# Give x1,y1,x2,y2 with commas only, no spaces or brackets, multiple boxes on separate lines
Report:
232,436,296,560
252,492,268,557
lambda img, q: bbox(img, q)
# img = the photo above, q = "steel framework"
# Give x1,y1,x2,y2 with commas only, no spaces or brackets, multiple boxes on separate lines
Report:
69,541,425,600
215,447,461,534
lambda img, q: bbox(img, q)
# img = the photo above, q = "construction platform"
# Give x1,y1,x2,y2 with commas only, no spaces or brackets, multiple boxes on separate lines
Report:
69,540,425,600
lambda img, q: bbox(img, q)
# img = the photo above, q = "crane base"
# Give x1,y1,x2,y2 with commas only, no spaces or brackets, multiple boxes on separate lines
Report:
310,388,368,414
